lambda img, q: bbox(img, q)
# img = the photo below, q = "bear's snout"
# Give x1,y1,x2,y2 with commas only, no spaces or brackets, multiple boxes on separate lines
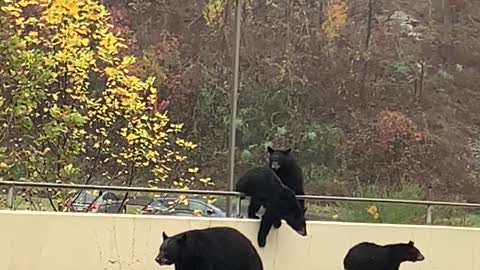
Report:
155,255,172,265
416,253,425,261
296,227,307,236
270,161,280,169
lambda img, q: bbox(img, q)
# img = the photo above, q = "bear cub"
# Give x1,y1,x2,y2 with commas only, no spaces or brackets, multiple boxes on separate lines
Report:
343,240,425,270
155,227,263,270
267,146,306,211
236,166,307,247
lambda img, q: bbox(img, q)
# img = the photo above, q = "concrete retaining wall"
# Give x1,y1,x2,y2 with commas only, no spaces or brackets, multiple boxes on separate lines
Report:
0,210,478,270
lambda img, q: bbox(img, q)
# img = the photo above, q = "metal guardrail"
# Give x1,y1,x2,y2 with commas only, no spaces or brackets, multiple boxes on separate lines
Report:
0,181,244,217
2,181,480,223
0,181,241,196
297,195,480,224
298,194,480,208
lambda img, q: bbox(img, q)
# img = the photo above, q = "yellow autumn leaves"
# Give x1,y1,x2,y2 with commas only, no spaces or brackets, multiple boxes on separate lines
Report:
323,0,348,45
203,0,224,28
0,0,209,190
201,0,348,45
367,205,380,220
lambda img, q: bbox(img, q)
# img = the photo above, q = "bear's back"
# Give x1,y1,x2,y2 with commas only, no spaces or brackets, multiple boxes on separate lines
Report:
344,242,389,270
235,166,283,198
186,227,263,270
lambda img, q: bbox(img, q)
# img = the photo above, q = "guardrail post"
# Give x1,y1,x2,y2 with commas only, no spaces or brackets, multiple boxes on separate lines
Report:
235,195,242,218
7,186,14,210
426,205,433,224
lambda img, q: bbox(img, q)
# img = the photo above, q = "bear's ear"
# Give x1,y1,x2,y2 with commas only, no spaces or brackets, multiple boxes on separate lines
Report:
162,232,169,240
178,233,187,244
267,146,274,154
284,148,292,154
408,241,414,246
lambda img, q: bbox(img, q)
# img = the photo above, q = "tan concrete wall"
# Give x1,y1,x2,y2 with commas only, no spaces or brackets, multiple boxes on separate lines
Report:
0,210,479,270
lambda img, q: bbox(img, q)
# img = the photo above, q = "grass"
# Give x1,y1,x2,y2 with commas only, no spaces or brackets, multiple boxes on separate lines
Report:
303,202,480,227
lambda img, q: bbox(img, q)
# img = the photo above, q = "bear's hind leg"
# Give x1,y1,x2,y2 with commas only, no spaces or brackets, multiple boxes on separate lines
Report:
247,197,262,219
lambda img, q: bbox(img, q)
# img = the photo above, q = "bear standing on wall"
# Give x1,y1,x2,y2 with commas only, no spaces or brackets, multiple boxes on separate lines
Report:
267,146,306,211
236,166,307,247
343,240,425,270
155,227,263,270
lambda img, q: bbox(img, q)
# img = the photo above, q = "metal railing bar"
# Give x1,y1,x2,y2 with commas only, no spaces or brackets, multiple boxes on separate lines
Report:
2,181,480,209
297,195,480,208
0,181,241,197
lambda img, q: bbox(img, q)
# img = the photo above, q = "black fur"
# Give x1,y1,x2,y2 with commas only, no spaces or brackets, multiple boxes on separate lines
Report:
267,146,306,211
236,166,307,247
343,241,425,270
155,227,263,270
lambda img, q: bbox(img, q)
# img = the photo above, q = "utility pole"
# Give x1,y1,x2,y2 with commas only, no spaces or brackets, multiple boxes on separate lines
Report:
226,0,242,217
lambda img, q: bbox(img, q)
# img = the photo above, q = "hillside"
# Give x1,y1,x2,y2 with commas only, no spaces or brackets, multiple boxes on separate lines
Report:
0,0,479,208
98,0,480,201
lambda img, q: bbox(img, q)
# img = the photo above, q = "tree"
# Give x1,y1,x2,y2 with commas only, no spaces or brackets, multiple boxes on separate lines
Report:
0,0,211,210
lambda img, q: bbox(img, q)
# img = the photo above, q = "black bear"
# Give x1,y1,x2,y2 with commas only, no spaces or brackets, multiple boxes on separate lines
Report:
343,240,425,270
236,166,307,247
267,146,306,211
155,227,263,270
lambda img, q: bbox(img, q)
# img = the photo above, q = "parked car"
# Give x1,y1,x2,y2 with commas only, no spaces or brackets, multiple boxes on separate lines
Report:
142,197,226,217
64,190,127,213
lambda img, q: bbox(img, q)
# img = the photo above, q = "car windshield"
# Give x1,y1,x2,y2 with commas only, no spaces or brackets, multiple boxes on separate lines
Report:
188,200,208,212
163,199,190,210
208,204,224,213
73,191,119,204
102,192,119,201
74,191,98,204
